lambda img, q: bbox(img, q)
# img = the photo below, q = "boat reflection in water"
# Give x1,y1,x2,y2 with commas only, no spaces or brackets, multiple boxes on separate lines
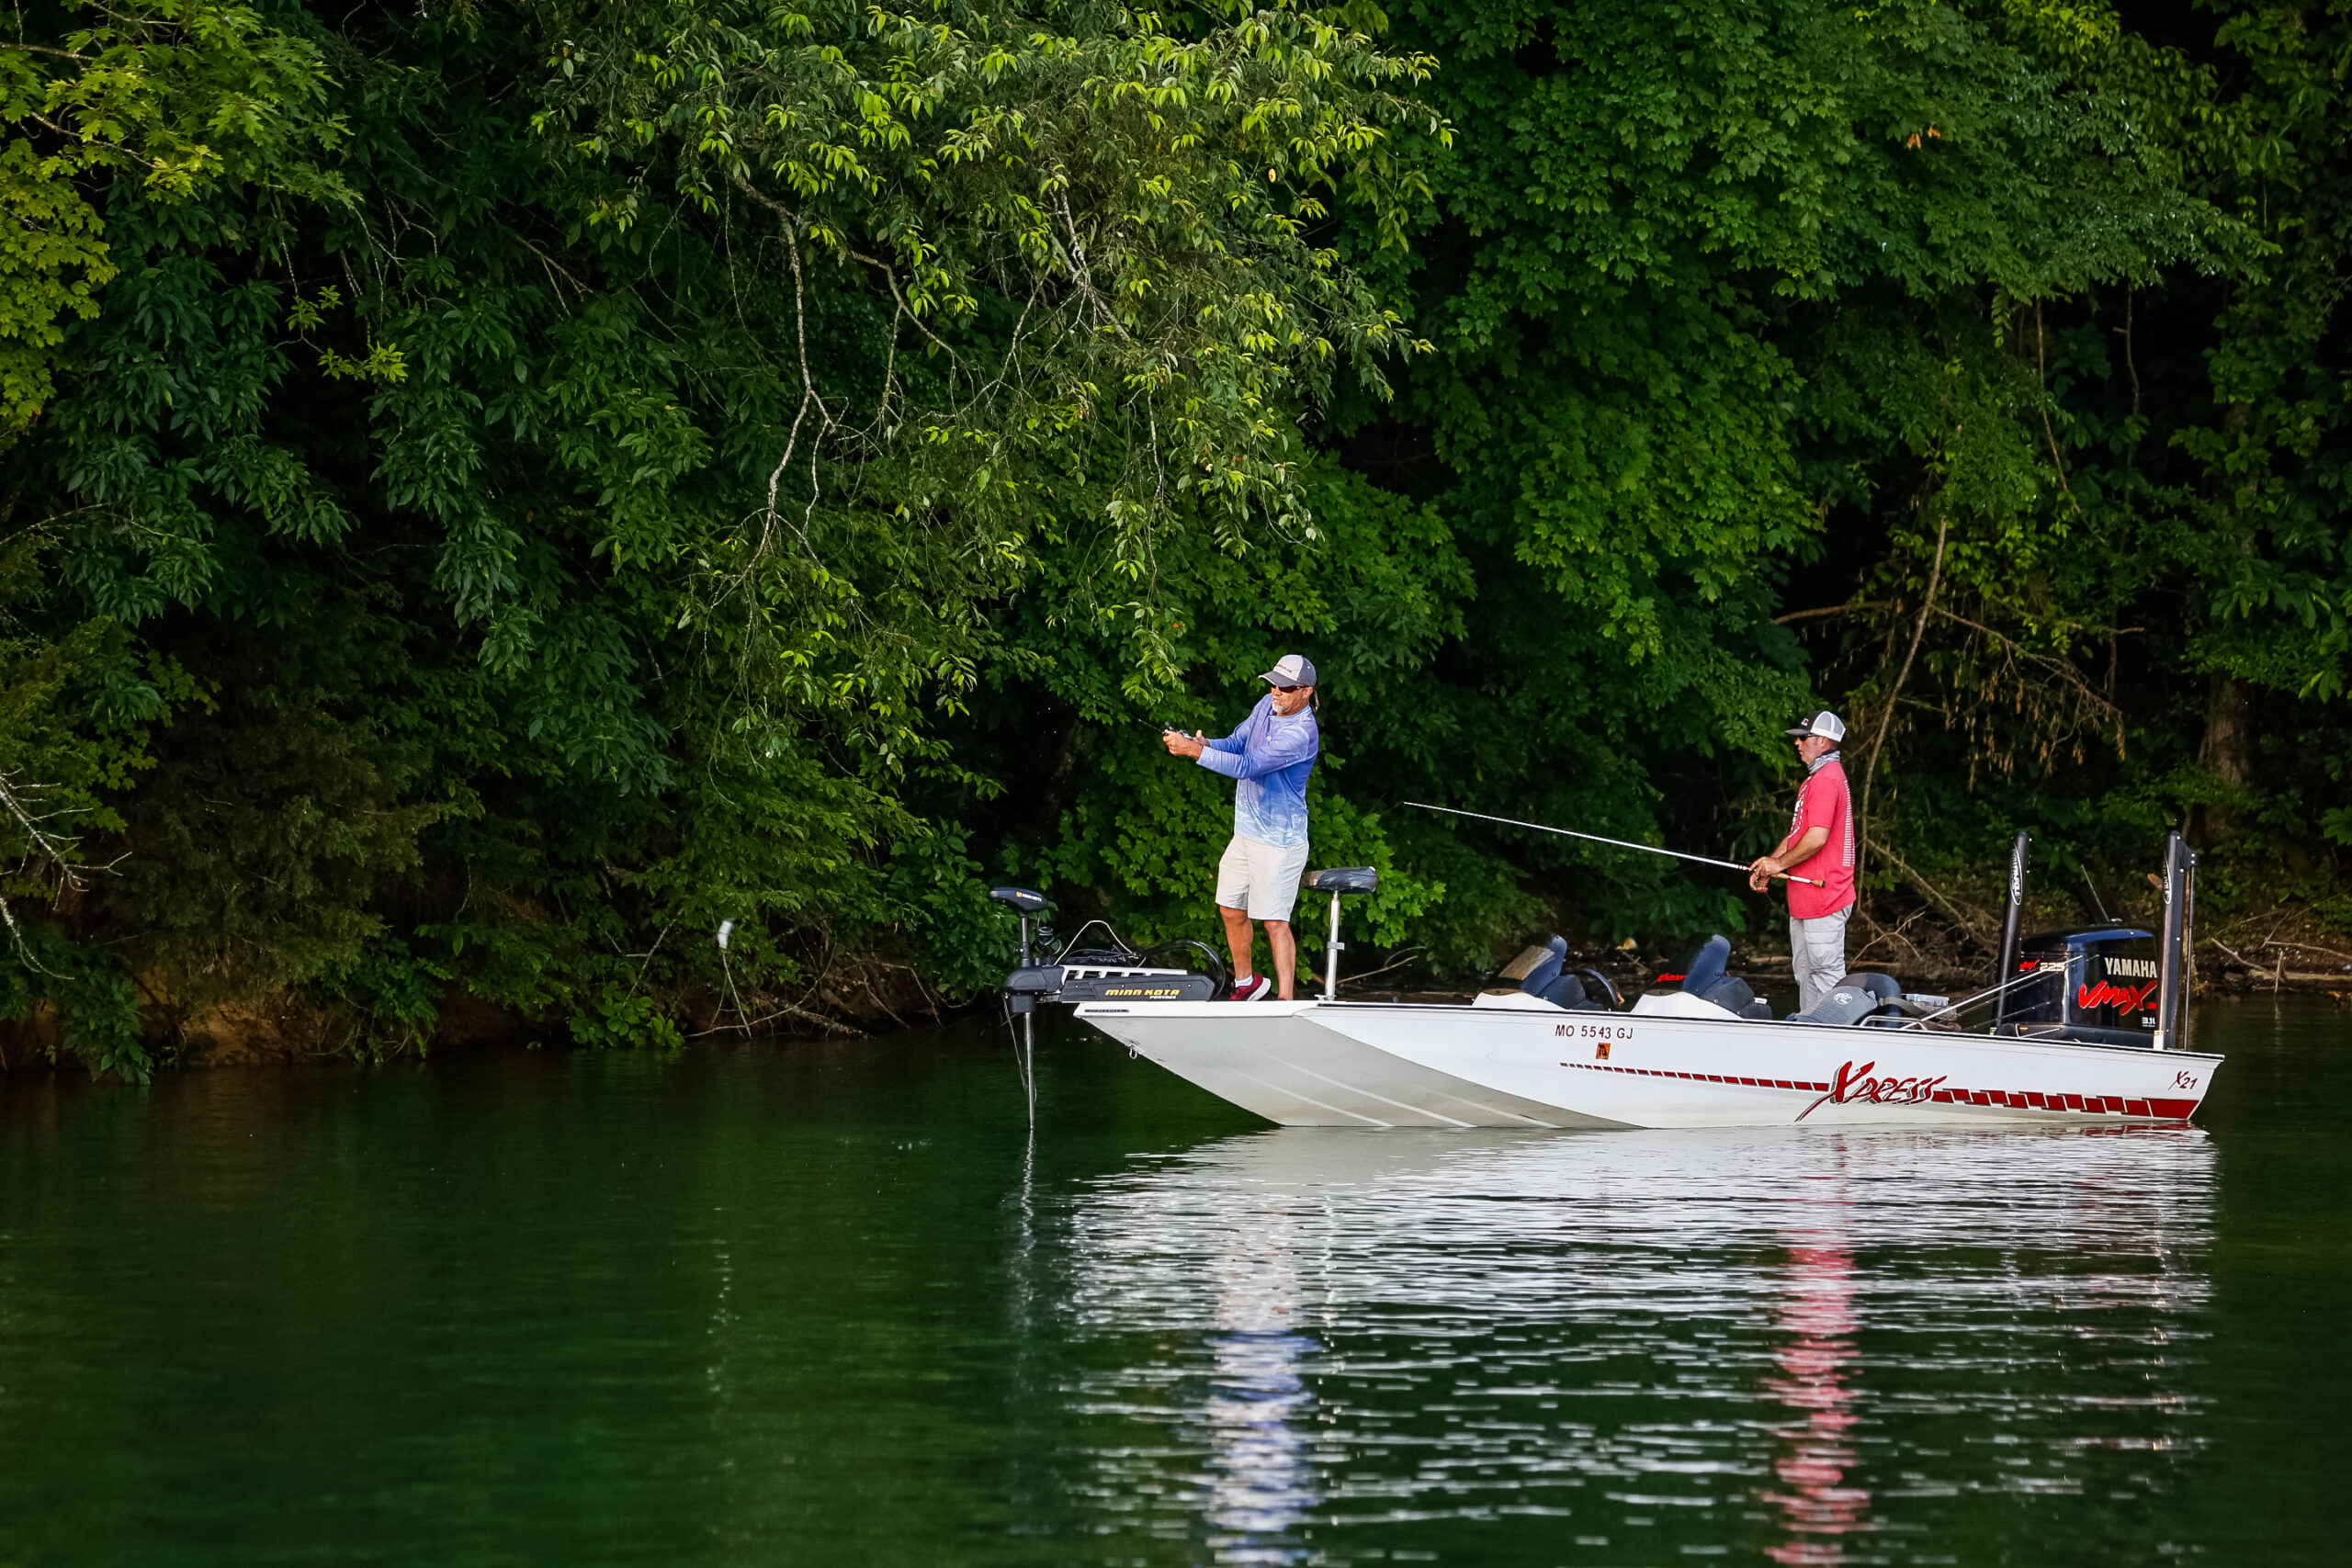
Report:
1202,1212,1321,1564
1059,1124,2212,1560
1762,1229,1864,1564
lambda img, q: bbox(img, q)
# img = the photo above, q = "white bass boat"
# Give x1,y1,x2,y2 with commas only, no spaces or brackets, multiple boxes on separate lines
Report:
992,831,2214,1130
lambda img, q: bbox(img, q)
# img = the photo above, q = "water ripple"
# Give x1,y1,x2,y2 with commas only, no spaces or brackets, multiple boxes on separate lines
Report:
1049,1126,2213,1563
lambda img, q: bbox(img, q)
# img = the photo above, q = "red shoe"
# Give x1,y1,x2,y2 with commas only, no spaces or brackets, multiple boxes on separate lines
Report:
1227,974,1274,1001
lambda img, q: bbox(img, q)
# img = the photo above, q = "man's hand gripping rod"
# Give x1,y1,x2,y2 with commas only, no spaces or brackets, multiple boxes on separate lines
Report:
1402,802,1827,887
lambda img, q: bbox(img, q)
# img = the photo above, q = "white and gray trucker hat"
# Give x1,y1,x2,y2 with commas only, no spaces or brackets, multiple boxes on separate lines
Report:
1785,709,1846,741
1260,653,1317,687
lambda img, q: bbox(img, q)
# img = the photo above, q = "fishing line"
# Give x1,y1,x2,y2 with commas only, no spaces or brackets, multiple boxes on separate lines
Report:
1403,802,1827,887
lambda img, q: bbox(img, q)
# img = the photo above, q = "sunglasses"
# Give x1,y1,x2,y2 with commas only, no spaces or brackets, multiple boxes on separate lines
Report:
1273,684,1305,693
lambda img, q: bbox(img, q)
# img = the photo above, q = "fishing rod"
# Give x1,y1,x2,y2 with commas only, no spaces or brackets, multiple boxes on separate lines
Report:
1401,802,1826,887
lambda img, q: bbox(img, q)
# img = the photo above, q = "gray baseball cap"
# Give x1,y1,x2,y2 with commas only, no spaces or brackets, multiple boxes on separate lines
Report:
1785,710,1846,741
1260,653,1317,687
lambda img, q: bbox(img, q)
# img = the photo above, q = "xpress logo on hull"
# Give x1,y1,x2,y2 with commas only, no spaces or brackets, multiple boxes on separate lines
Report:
1791,1057,2196,1120
1798,1059,1948,1120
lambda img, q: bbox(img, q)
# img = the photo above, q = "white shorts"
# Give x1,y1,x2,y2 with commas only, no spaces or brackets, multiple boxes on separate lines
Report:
1216,834,1311,922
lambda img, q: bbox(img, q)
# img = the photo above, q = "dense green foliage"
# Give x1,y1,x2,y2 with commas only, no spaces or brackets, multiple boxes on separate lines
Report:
0,0,2344,1075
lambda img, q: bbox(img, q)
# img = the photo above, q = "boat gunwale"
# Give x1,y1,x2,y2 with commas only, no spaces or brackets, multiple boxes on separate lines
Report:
1073,997,2224,1064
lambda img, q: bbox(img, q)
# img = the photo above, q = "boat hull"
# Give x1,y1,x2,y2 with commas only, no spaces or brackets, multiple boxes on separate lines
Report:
1071,999,2220,1130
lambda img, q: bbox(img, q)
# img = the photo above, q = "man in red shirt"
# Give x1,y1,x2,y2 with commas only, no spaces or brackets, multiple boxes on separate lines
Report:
1747,711,1857,1012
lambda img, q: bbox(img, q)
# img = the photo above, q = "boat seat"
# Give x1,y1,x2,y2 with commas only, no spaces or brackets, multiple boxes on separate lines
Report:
1833,971,1903,1002
1676,935,1733,997
989,886,1054,915
1693,975,1772,1020
1512,935,1612,1011
1305,866,1378,894
1786,985,1883,1027
1516,935,1568,994
1631,989,1746,1021
1541,972,1613,1011
1498,942,1554,983
1664,934,1768,1019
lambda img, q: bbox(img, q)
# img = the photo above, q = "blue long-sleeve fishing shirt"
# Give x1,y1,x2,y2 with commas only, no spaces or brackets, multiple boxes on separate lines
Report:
1195,695,1320,848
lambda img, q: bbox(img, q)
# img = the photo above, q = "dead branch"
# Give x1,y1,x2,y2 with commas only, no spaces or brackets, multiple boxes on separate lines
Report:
1340,946,1428,987
1775,601,1889,625
1860,515,1947,850
2035,302,2075,502
1865,832,1995,943
695,998,865,1039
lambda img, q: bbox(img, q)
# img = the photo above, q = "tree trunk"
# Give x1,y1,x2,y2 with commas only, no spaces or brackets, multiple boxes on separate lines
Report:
2196,674,2254,841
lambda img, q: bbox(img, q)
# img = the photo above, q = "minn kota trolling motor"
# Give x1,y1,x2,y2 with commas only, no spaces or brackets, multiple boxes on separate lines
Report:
987,871,1384,1122
985,887,1225,1123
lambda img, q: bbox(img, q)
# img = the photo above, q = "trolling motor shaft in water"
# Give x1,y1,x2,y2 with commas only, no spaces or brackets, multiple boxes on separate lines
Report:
988,886,1053,1125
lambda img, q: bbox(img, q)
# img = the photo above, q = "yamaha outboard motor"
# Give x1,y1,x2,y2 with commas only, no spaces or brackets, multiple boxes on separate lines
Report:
2001,926,2163,1045
1991,829,2192,1048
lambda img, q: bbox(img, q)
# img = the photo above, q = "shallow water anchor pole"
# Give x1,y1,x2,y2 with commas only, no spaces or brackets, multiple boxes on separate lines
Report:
1323,890,1344,1001
2154,830,2196,1053
1993,831,2031,1027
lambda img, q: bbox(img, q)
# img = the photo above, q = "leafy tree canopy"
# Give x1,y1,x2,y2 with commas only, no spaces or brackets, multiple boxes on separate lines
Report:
0,0,2344,1076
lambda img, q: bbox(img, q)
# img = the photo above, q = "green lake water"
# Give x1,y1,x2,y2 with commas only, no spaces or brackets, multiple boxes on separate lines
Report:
2,997,2346,1566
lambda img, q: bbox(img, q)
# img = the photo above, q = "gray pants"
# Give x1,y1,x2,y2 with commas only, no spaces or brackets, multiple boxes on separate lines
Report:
1790,908,1852,1014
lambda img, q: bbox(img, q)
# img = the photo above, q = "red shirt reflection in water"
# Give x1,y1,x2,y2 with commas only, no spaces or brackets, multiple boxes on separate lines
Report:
1762,1243,1870,1564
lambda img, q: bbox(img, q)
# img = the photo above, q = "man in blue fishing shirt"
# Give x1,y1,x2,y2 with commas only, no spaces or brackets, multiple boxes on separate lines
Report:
1162,653,1321,1000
